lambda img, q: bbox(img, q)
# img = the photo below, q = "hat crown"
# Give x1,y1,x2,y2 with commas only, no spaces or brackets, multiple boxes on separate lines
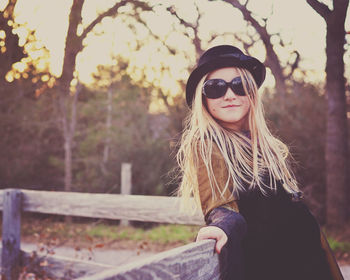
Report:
198,45,244,66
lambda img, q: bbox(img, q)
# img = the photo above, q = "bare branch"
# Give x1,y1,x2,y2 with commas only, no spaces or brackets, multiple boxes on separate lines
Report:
80,0,152,41
193,2,201,29
222,0,267,41
166,6,196,30
80,0,126,40
222,0,287,96
158,88,170,109
306,0,331,20
167,4,203,57
286,51,301,79
136,15,178,55
232,31,255,53
3,0,16,18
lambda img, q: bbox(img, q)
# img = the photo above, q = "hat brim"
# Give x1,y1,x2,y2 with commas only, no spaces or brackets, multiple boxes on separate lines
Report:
186,56,265,107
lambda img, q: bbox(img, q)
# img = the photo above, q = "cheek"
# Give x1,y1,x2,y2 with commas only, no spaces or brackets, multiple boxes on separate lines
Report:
206,98,217,113
242,98,251,113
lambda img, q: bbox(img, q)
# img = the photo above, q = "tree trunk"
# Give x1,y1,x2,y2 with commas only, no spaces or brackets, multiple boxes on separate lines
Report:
64,134,73,192
58,0,84,196
101,86,113,175
324,3,349,226
58,0,146,194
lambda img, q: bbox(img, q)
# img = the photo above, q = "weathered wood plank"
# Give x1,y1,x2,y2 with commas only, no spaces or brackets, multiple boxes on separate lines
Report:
0,190,204,225
0,246,115,279
1,189,22,280
76,240,228,280
21,248,116,279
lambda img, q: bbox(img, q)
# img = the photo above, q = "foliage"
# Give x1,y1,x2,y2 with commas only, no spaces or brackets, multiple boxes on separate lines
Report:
71,73,175,196
0,0,59,190
327,237,350,253
263,82,328,221
0,85,63,189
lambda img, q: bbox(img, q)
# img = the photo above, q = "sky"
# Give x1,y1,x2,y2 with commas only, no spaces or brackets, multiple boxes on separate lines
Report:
2,0,350,107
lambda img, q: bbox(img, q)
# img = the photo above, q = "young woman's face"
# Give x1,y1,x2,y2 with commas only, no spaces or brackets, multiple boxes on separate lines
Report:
204,67,251,131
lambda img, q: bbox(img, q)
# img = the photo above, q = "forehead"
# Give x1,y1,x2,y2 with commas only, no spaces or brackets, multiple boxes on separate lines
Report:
207,67,240,80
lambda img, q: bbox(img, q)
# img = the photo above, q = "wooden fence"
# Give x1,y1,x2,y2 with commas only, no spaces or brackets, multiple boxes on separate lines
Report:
0,189,229,280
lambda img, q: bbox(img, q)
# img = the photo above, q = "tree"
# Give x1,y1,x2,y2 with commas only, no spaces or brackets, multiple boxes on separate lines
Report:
72,69,173,196
306,0,349,226
264,82,328,221
57,0,152,193
0,0,25,82
218,0,302,100
0,0,60,190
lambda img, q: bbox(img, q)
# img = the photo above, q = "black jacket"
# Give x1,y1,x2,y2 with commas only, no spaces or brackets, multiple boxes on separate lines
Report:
206,182,344,280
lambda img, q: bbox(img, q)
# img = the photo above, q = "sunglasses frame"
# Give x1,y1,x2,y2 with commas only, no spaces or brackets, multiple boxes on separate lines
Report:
202,76,246,99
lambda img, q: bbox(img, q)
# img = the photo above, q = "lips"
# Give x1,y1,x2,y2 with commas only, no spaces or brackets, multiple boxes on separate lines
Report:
222,104,240,108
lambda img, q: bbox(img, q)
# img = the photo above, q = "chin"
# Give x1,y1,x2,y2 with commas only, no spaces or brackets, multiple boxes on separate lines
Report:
216,115,249,130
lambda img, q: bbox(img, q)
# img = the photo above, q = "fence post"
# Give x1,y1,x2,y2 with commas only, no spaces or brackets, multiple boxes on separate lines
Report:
1,189,22,280
120,163,132,226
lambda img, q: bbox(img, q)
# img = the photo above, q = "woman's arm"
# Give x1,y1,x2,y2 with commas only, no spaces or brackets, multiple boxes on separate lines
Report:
197,206,247,254
196,143,246,253
196,143,238,217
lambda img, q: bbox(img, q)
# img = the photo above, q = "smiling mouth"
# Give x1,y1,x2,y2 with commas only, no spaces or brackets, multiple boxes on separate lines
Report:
223,105,240,108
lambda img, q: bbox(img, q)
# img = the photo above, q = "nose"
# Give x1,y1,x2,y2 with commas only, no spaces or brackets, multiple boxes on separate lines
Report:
223,87,237,100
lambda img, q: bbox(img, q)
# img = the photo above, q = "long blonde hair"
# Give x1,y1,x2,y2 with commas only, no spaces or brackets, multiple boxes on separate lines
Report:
176,67,299,214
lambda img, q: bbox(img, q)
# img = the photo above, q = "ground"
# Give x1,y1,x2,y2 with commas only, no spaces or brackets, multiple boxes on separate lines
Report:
323,225,350,265
17,217,350,265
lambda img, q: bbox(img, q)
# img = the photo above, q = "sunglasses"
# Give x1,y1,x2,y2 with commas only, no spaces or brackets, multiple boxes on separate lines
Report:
202,77,246,99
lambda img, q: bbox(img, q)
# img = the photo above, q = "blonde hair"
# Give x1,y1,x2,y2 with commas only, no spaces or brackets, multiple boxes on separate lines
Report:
176,67,299,214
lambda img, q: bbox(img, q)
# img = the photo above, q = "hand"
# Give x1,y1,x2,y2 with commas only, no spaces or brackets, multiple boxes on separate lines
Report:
196,226,228,254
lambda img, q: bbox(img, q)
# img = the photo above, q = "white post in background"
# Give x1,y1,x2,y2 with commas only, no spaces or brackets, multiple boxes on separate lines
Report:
120,162,132,226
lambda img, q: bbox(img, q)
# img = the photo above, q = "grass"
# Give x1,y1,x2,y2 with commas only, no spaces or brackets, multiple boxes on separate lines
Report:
16,216,200,250
327,237,350,253
3,216,350,263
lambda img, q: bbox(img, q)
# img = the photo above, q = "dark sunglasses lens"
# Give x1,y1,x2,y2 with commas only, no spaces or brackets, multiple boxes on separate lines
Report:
203,79,227,99
230,77,245,96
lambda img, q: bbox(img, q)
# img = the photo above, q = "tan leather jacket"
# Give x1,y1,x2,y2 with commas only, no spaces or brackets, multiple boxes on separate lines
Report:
197,143,238,219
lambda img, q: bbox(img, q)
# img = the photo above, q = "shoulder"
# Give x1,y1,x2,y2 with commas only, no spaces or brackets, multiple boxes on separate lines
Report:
196,139,225,161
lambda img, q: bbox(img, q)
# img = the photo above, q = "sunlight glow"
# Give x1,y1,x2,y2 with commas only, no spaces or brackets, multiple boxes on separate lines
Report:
1,0,349,112
0,30,5,39
13,61,26,72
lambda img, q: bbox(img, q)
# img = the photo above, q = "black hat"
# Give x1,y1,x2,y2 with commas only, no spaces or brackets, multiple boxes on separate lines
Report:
186,45,266,107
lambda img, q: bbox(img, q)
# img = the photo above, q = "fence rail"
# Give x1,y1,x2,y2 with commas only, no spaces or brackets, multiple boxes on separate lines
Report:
0,189,203,225
0,247,116,279
77,239,225,280
0,189,228,280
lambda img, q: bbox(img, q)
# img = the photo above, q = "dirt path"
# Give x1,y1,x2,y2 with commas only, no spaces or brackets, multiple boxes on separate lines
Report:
342,266,350,279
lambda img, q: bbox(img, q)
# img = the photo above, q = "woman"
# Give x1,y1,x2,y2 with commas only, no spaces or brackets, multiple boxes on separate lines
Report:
176,45,343,280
